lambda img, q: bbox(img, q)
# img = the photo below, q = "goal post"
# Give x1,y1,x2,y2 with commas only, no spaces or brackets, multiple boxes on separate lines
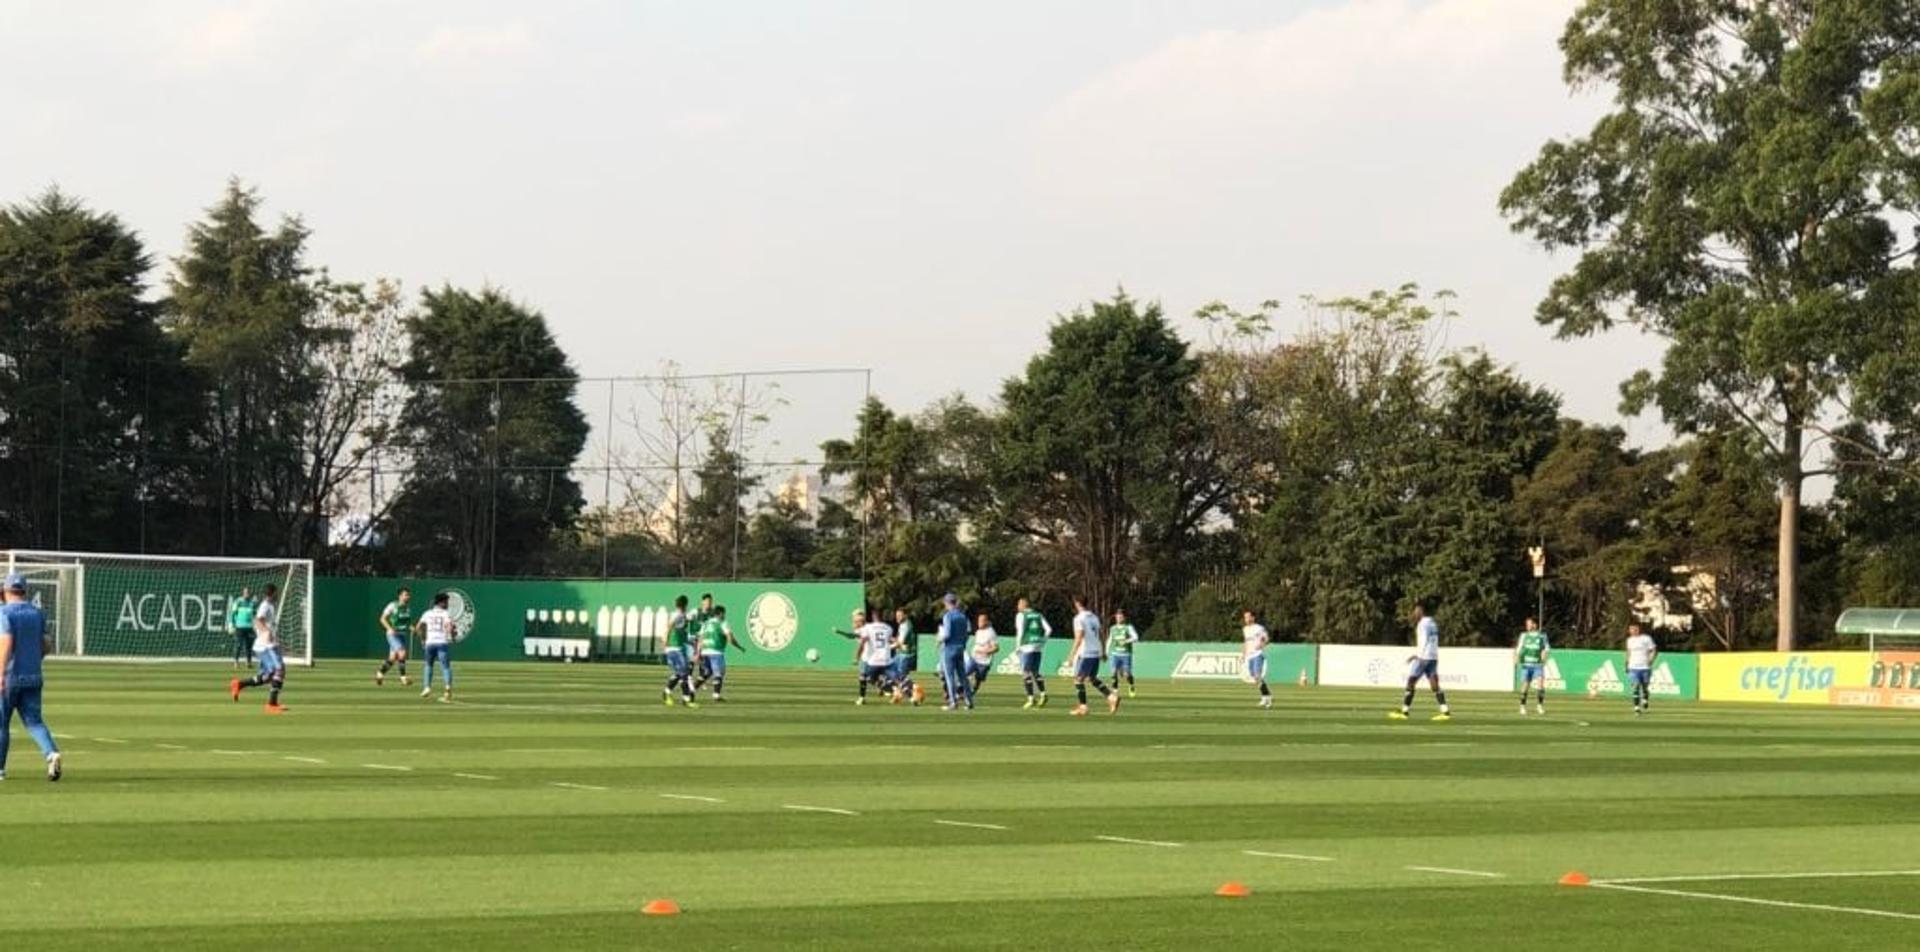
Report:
2,549,315,666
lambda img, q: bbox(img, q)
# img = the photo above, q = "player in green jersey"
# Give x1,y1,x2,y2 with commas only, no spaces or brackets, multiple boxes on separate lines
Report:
1514,616,1550,715
889,606,923,705
228,587,256,670
1106,609,1140,698
692,606,747,701
662,595,698,708
1013,597,1051,709
375,588,413,686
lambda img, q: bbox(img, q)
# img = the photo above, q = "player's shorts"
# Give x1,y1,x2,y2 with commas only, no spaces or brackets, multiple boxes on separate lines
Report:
1075,656,1102,680
664,648,691,677
1408,658,1439,680
1520,664,1544,683
386,634,407,654
1111,654,1133,674
889,655,915,681
702,653,727,677
861,662,891,682
1019,650,1044,675
257,648,285,677
965,656,992,680
1628,668,1652,687
1244,654,1266,682
425,644,451,666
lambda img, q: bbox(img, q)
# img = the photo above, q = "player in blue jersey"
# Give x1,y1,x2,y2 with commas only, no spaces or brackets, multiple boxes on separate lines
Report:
0,573,63,782
1391,600,1451,721
1068,596,1118,716
936,593,974,711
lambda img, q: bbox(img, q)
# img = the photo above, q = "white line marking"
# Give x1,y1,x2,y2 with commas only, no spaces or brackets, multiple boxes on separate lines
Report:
155,743,188,751
1600,870,1920,886
783,804,859,816
1591,882,1920,922
282,756,328,765
1149,744,1214,750
361,763,413,772
934,819,1009,831
52,733,73,739
1013,744,1082,750
208,749,256,756
677,746,767,752
1406,866,1504,879
550,782,608,791
1095,835,1183,848
1244,850,1334,862
94,738,127,745
452,773,499,781
660,793,725,803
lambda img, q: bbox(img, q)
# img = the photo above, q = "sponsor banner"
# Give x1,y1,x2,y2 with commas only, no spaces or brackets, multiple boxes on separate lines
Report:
1832,651,1920,710
314,577,863,665
1698,652,1875,705
1317,644,1514,692
1538,649,1699,701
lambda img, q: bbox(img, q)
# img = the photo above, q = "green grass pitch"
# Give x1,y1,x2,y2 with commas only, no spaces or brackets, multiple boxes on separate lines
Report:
4,662,1918,950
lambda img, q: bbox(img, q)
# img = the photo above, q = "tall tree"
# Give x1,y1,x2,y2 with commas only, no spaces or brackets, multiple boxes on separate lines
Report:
0,189,198,551
680,424,760,578
167,179,319,554
1501,2,1920,648
384,286,587,575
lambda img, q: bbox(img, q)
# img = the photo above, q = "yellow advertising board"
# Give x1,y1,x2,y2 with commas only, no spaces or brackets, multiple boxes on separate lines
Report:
1698,652,1874,705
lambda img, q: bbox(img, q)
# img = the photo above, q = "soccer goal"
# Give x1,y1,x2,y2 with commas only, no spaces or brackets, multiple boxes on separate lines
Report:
1,550,315,665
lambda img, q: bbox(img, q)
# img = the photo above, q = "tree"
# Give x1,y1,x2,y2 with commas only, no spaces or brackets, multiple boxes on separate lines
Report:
680,425,761,578
1501,2,1920,648
299,277,406,562
166,179,320,554
995,293,1224,620
383,286,587,575
0,189,198,551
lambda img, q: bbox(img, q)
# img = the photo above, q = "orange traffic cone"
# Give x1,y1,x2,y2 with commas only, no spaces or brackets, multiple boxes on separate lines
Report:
1558,871,1591,887
1215,881,1251,898
642,899,681,916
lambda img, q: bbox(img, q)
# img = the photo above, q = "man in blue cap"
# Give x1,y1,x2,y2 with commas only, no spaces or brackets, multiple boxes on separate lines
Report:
0,572,63,781
937,593,974,711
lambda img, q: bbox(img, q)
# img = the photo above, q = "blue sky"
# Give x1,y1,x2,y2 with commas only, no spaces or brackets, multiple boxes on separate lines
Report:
3,0,1661,454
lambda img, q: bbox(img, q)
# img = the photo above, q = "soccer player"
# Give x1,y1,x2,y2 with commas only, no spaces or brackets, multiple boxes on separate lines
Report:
853,610,895,705
1515,616,1550,715
1391,600,1451,721
1626,622,1658,716
889,607,922,705
1068,596,1118,716
419,592,457,702
937,593,974,711
1242,609,1272,709
375,587,413,687
229,583,287,714
228,586,255,670
0,573,62,782
692,592,716,683
661,595,698,707
1014,597,1051,709
1107,609,1140,699
695,605,746,702
966,611,998,693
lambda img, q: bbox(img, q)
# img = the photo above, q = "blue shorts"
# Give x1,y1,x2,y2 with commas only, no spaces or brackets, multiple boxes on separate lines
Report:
1520,664,1544,683
1111,654,1133,674
257,648,284,677
665,648,691,677
890,655,916,680
1075,656,1102,680
862,662,892,681
965,656,993,678
1020,651,1044,675
425,644,451,666
1629,668,1651,687
1408,658,1439,680
1244,654,1266,681
386,634,407,654
702,653,726,677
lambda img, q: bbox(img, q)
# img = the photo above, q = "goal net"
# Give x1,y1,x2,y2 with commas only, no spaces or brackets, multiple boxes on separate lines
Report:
2,550,314,665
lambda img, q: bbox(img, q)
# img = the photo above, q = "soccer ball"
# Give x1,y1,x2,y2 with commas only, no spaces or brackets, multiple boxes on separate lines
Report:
805,648,820,663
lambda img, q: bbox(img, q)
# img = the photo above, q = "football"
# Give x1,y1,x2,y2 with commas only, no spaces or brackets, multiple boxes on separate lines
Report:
805,648,820,663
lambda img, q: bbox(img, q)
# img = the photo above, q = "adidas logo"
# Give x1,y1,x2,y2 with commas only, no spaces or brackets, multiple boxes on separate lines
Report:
1587,660,1624,696
994,654,1024,675
1650,661,1682,697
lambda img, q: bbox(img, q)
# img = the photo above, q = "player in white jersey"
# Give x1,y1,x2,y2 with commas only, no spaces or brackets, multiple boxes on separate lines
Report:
966,612,999,693
851,610,895,706
1625,622,1658,715
1391,600,1451,721
228,583,287,713
1068,597,1118,716
418,592,458,702
1242,610,1272,709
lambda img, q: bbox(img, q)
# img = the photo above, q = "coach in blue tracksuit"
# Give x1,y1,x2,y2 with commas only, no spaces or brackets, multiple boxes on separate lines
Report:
0,573,62,782
937,593,974,712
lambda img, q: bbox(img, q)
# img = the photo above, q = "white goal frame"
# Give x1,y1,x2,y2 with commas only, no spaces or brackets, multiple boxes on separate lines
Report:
2,549,316,666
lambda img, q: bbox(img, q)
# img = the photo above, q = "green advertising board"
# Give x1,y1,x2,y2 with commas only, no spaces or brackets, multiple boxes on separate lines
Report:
314,577,865,665
1536,648,1699,700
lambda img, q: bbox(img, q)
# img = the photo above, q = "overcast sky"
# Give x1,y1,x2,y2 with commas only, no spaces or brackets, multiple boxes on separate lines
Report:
1,0,1666,454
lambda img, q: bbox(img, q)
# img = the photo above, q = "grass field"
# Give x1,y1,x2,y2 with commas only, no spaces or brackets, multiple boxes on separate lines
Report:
4,661,1919,950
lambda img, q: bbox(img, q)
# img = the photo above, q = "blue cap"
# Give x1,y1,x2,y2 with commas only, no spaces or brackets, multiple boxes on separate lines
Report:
4,572,27,592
